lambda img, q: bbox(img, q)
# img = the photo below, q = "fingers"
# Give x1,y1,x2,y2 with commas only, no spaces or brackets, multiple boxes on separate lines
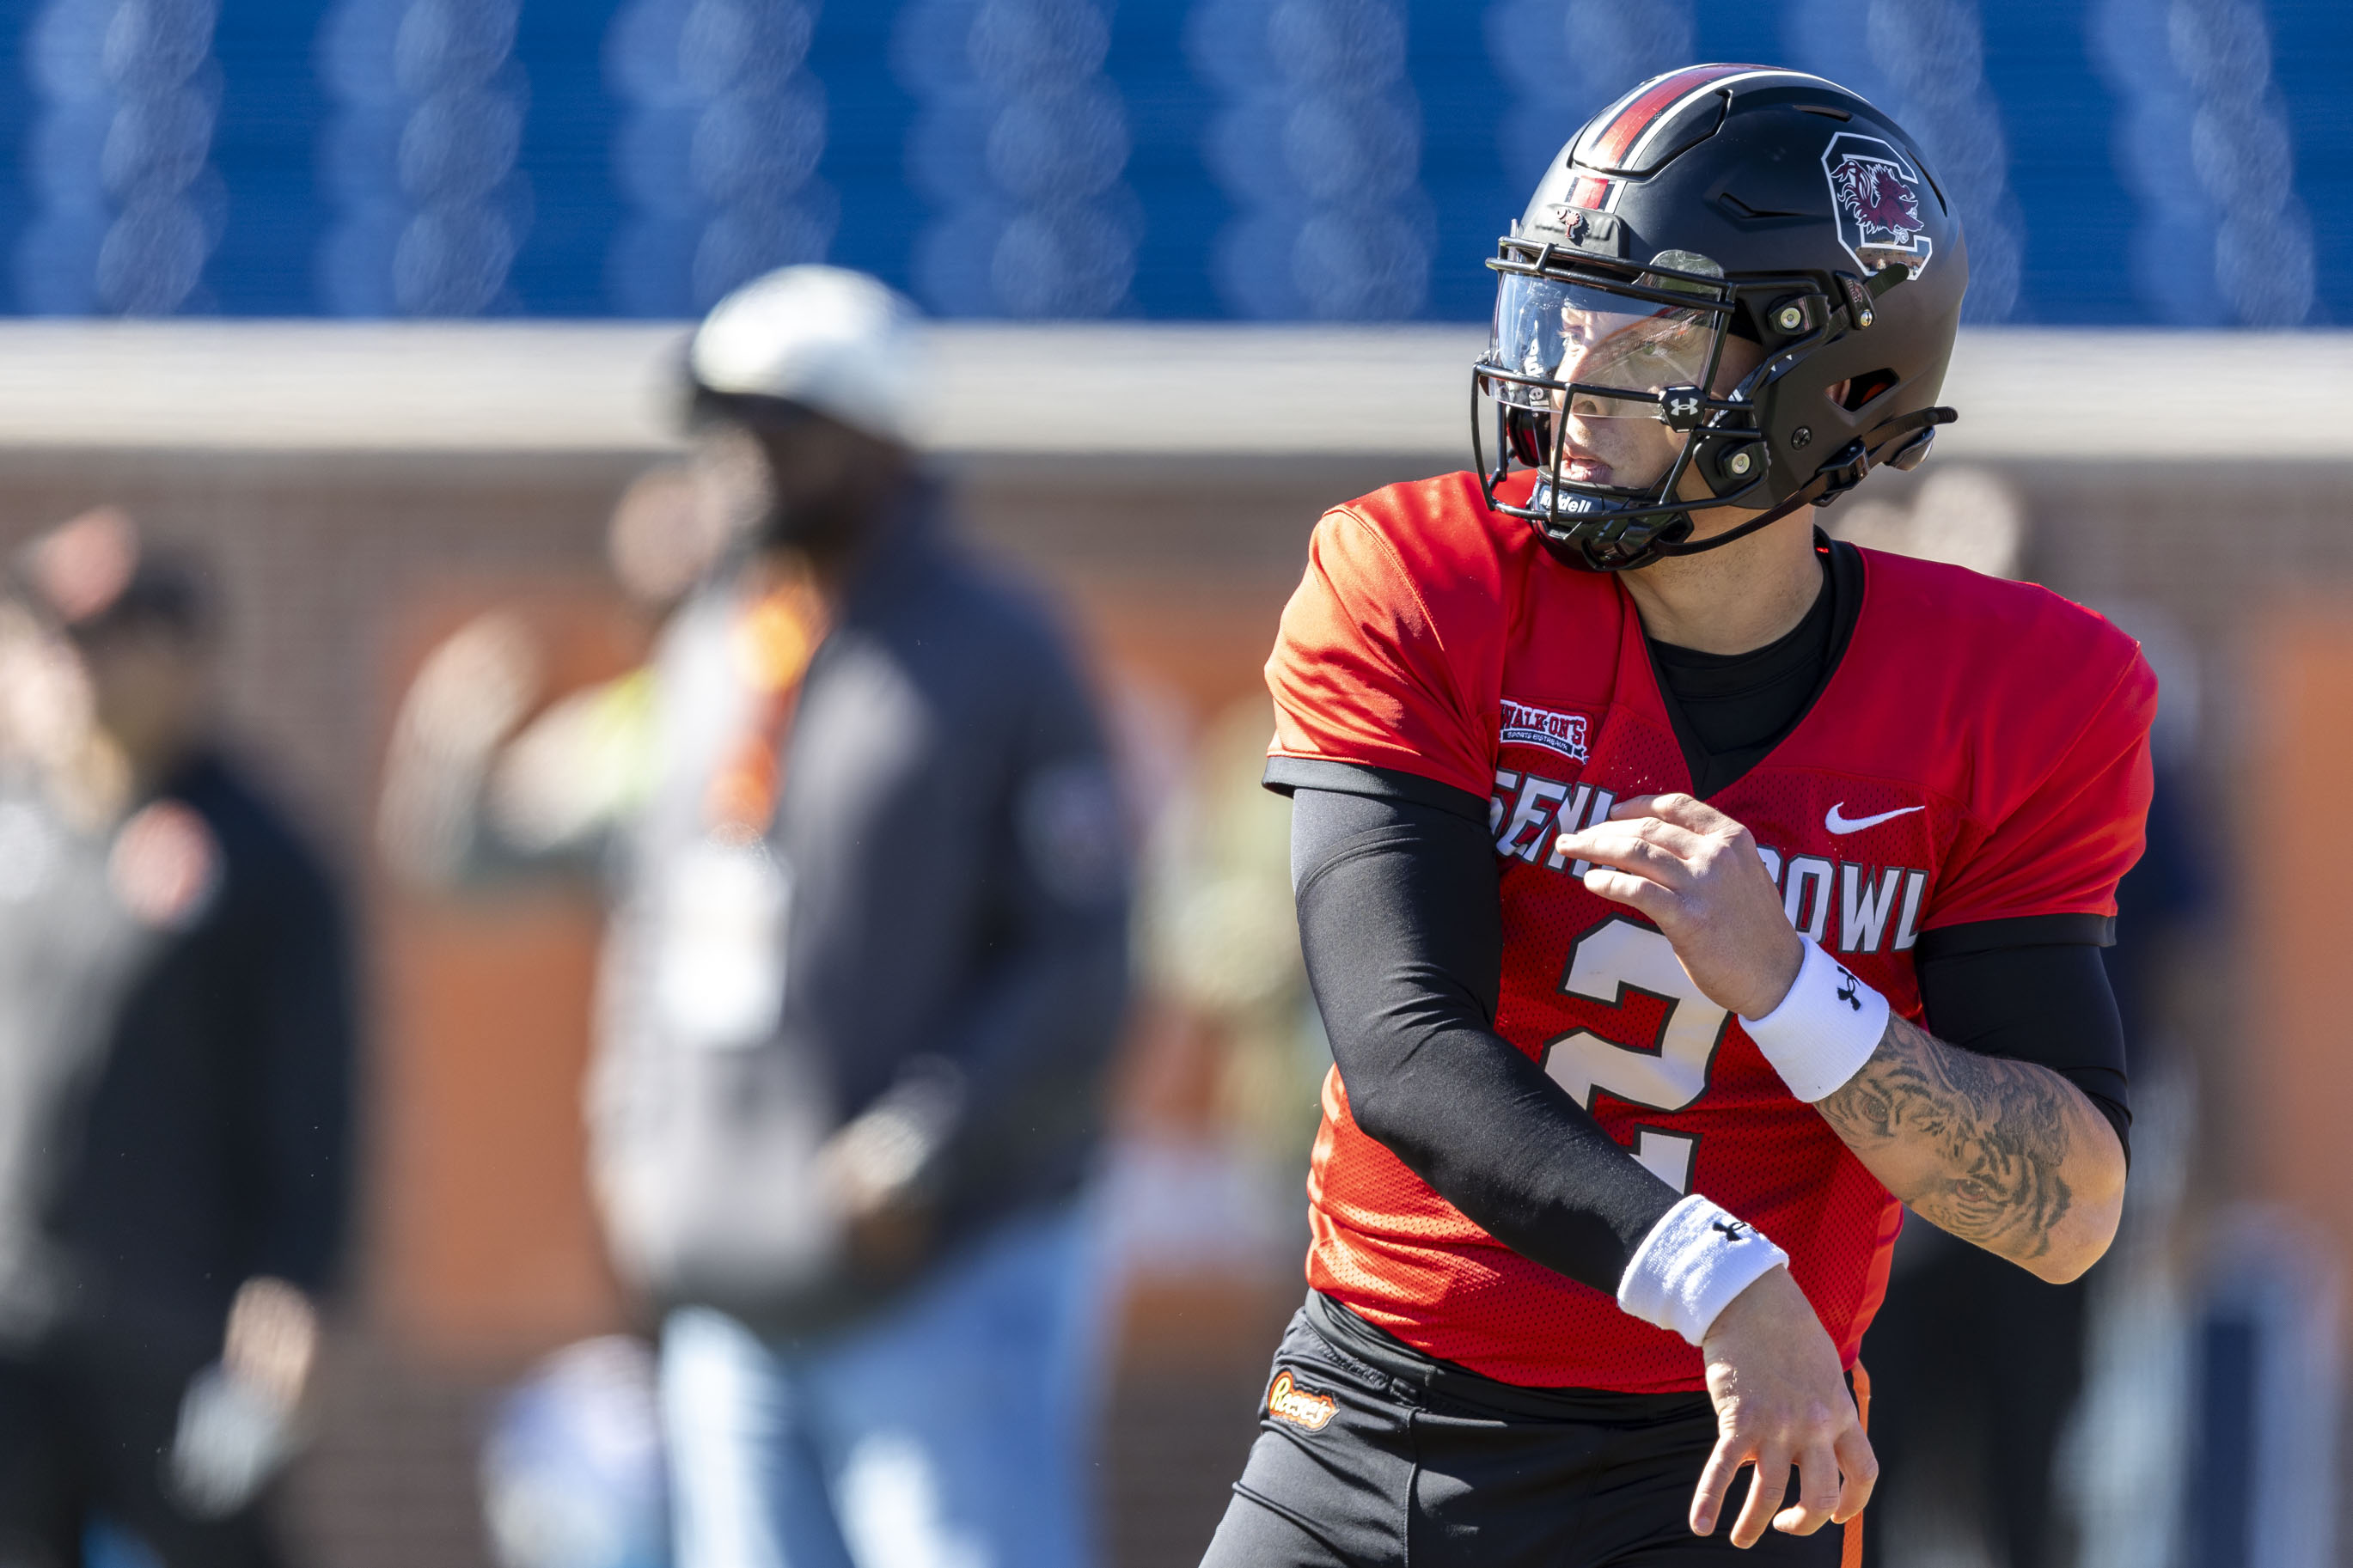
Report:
1600,802,1716,856
1770,1440,1844,1537
1830,1422,1879,1523
1688,1432,1750,1539
1579,866,1678,921
1691,1421,1865,1545
1553,821,1701,887
1729,1445,1790,1549
1568,821,1705,919
1614,791,1734,835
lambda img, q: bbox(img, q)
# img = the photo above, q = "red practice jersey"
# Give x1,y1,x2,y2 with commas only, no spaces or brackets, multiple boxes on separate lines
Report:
1265,471,2155,1393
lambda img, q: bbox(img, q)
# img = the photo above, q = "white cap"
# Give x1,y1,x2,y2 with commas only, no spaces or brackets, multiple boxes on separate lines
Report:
688,265,920,443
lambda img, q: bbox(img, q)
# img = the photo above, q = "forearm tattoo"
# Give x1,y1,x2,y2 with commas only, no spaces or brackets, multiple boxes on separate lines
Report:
1813,1012,2080,1260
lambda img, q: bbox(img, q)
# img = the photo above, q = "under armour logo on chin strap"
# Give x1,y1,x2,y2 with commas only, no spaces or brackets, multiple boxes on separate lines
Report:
1835,970,1861,1011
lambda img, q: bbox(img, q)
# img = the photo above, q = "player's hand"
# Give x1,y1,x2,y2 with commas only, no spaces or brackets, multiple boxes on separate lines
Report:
1691,1266,1875,1546
818,1110,938,1282
397,612,544,764
379,612,547,883
1553,793,1803,1019
223,1276,319,1410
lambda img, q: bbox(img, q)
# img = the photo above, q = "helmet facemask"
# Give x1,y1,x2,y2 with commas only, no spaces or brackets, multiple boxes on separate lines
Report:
1474,245,1785,572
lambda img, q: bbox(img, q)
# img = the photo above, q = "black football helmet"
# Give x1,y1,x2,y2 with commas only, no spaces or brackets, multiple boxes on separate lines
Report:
1473,64,1966,572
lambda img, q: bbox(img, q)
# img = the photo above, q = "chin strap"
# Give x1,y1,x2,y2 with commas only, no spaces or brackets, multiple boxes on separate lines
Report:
1654,405,1959,559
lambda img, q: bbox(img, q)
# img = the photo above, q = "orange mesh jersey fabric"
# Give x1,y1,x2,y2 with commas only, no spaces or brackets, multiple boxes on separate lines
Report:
1265,470,2155,1393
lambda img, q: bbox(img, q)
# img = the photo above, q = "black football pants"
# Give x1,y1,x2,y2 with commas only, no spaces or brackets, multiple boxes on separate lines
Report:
0,1324,284,1568
1200,1299,1852,1568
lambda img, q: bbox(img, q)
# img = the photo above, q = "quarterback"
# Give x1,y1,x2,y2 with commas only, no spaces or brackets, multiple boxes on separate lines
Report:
1202,66,2150,1567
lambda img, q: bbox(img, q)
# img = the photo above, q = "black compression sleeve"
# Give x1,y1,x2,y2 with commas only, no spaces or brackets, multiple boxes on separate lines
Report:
1914,941,2132,1161
1292,788,1684,1296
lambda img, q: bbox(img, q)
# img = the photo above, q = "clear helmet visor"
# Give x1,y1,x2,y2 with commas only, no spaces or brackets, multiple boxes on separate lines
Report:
1485,272,1719,421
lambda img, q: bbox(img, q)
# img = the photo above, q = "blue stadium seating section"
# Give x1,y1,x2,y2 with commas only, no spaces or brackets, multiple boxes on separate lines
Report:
0,0,2342,323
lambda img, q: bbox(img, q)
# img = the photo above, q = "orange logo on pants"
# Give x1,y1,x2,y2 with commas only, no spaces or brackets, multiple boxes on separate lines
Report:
1266,1370,1337,1432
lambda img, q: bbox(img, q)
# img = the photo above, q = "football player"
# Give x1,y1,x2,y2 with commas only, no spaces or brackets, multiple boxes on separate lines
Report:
1200,65,2150,1568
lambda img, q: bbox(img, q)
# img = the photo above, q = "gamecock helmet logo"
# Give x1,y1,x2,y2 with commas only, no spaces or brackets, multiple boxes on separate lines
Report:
1820,131,1934,278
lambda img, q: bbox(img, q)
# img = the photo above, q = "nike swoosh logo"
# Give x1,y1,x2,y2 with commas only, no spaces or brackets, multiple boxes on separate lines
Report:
1824,802,1924,835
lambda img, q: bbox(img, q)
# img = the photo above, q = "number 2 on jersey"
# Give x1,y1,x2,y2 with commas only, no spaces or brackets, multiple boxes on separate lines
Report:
1539,917,1731,1194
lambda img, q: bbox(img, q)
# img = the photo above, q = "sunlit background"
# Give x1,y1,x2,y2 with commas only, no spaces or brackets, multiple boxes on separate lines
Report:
0,3,2347,1568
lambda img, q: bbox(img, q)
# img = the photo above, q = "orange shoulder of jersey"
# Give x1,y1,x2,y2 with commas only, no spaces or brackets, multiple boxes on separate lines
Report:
1266,469,1610,802
1806,548,2157,933
1817,547,2153,805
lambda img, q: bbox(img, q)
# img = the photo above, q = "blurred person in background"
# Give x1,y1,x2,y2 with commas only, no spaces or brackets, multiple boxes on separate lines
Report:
0,510,354,1567
381,265,1131,1568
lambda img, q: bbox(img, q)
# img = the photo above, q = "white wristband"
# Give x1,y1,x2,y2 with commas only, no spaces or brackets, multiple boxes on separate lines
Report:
1617,1193,1790,1345
1739,937,1890,1103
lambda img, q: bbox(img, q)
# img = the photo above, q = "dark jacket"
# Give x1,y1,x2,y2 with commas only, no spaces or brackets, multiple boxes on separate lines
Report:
0,751,354,1359
590,488,1131,1333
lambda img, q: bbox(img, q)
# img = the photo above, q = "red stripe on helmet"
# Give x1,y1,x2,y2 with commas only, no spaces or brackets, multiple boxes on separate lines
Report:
1587,63,1770,167
1568,175,1613,210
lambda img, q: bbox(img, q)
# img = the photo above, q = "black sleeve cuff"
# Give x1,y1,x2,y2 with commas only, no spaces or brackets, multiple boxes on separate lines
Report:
1262,757,1490,825
1912,912,2116,958
1916,939,2132,1165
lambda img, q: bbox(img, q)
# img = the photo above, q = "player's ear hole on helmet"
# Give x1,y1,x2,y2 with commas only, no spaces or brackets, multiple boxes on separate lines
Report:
1828,369,1899,412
